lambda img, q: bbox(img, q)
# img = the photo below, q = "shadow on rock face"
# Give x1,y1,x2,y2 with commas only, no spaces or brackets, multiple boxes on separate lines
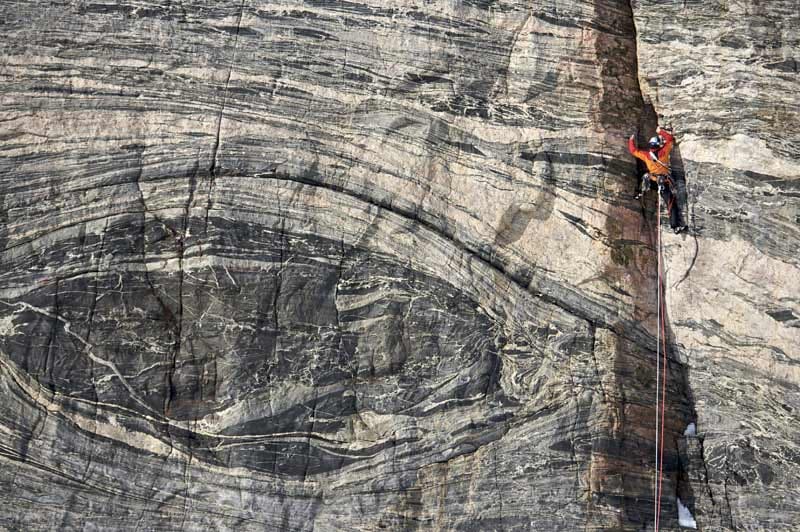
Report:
586,1,702,520
494,202,537,247
494,145,556,246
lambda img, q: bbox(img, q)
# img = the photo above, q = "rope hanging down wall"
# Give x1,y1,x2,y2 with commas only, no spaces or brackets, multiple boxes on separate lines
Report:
653,194,669,532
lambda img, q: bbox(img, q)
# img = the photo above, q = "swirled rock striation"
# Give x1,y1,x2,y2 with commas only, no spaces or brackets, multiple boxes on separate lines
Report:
0,1,797,530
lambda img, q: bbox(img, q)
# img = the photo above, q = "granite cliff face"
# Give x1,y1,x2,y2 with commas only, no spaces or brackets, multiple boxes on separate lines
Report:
0,1,797,530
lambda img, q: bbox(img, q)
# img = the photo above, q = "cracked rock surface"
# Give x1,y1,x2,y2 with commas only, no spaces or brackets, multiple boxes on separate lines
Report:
0,1,797,530
632,1,800,530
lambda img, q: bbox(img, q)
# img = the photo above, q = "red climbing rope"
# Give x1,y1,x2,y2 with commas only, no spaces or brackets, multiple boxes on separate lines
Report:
654,193,670,531
654,193,661,531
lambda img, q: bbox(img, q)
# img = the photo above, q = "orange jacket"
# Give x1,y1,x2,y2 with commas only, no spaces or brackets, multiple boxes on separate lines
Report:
628,129,674,178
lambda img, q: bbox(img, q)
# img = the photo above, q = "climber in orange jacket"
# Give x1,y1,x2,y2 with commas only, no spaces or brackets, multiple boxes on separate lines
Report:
628,126,687,233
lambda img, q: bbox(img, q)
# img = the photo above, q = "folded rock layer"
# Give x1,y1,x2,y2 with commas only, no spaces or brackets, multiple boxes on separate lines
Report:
0,1,797,530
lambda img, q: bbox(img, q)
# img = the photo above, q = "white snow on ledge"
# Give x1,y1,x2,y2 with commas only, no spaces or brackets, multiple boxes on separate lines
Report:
677,497,698,529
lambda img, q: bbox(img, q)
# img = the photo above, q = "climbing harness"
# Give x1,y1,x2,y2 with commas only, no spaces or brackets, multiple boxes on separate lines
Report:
657,174,677,195
653,193,669,532
637,172,674,200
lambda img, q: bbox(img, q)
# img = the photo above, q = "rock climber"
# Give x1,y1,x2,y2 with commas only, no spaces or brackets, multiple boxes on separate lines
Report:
628,126,687,234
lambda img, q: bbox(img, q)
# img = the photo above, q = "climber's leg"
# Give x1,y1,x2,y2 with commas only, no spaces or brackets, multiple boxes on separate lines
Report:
635,173,651,199
660,181,686,233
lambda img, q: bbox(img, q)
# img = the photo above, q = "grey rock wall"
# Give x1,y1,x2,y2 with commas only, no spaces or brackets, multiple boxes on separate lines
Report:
0,1,796,530
632,1,800,530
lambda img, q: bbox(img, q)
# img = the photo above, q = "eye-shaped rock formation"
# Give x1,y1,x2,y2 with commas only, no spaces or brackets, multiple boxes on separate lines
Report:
0,1,797,530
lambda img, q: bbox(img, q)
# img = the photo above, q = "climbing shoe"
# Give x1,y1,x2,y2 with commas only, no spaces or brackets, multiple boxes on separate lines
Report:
673,225,688,234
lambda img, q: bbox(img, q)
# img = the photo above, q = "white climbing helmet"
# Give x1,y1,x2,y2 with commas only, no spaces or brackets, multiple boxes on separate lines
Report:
649,136,664,150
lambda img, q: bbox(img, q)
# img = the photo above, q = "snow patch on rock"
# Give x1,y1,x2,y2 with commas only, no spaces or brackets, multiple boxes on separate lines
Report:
677,497,698,529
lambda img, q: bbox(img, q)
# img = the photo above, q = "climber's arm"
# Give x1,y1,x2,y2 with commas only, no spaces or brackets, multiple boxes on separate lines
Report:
657,126,674,155
628,135,648,162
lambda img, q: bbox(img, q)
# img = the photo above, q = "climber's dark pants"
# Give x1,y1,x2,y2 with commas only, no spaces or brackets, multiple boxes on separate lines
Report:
642,174,683,229
660,181,683,229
